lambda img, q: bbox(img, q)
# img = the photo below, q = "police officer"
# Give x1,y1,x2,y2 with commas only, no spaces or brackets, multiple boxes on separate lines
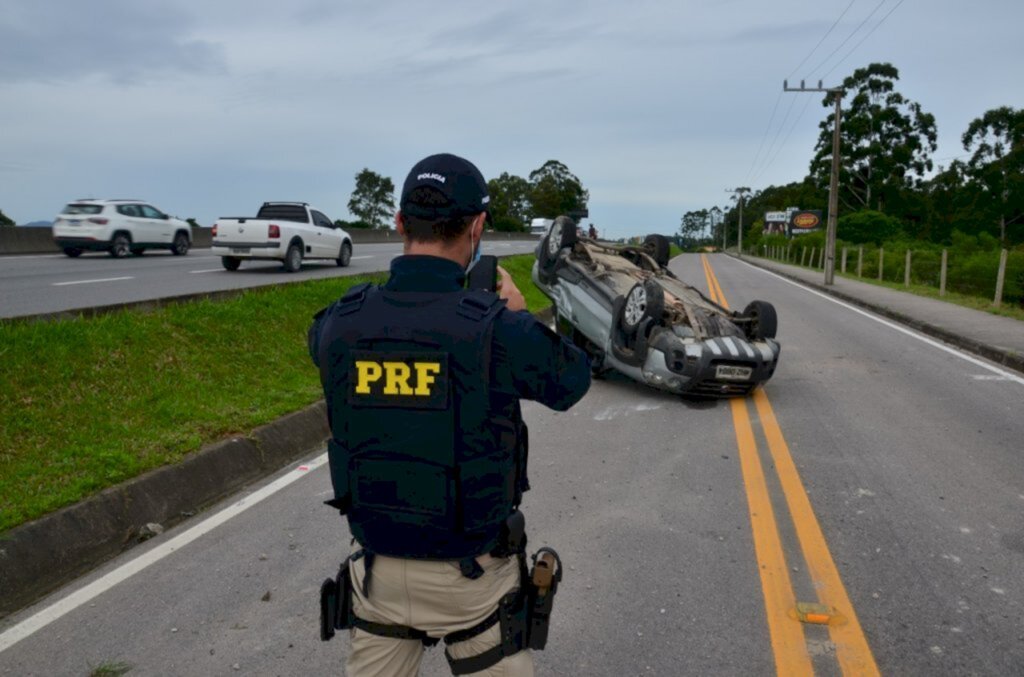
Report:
309,153,591,676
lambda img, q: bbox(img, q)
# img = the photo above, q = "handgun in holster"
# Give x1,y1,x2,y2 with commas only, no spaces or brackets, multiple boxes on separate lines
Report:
527,547,562,650
320,559,354,641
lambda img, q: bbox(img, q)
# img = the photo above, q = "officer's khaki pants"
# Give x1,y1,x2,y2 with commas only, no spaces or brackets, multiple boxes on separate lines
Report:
345,553,534,677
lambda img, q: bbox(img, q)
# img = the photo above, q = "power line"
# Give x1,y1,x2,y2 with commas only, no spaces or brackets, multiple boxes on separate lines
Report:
806,0,887,79
822,0,907,79
787,0,858,80
750,94,816,185
744,91,784,183
746,1,859,184
750,93,798,181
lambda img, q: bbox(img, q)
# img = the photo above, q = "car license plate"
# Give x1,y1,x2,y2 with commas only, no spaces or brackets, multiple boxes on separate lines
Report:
231,247,250,254
716,365,752,381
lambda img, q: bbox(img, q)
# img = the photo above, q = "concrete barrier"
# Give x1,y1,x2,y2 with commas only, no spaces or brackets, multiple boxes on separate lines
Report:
1,226,537,255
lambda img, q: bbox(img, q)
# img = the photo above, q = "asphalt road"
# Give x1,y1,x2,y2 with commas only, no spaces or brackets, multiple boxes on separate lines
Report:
0,240,539,319
2,253,1022,676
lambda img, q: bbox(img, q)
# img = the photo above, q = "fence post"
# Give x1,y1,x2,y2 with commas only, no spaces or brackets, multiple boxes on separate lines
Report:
818,247,825,269
801,247,807,266
939,249,948,296
878,247,884,281
841,247,848,274
905,249,912,287
810,247,817,268
994,248,1009,308
857,246,863,277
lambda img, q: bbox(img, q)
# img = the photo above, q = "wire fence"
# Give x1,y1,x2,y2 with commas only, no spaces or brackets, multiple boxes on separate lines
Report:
750,242,1024,308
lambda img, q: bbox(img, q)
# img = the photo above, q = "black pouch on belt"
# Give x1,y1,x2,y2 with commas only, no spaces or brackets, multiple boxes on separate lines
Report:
320,576,339,641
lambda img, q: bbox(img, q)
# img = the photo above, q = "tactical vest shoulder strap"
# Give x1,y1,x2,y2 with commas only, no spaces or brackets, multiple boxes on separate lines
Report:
455,290,504,322
335,282,374,316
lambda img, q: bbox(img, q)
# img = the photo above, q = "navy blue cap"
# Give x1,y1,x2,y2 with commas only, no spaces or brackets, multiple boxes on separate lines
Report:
400,153,490,221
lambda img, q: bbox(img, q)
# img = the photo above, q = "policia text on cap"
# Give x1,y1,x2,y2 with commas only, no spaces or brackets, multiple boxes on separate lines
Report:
309,153,592,676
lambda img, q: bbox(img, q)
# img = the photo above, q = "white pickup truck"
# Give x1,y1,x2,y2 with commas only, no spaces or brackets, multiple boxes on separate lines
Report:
211,202,353,272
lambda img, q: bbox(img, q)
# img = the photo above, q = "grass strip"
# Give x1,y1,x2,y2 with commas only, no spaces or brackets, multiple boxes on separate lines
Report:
0,254,551,533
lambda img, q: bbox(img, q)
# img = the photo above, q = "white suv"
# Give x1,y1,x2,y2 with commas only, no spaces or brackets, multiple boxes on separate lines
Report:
52,199,193,258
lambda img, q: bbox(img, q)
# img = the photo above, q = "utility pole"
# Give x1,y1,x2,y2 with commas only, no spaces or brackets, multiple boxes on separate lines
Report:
784,79,843,285
725,187,751,257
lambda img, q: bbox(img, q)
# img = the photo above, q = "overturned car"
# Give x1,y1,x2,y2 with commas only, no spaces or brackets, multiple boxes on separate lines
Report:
532,217,781,398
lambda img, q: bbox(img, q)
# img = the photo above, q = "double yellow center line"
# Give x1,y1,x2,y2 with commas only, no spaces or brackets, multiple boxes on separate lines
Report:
701,254,879,676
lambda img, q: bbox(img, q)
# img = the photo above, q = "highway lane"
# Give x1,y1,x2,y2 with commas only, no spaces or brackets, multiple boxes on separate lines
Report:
0,240,539,319
2,253,1023,675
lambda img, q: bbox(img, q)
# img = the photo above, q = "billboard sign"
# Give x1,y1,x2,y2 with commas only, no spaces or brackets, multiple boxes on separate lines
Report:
788,210,822,235
764,211,788,235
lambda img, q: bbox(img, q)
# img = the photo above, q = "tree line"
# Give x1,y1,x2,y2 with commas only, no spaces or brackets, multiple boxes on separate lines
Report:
341,160,589,231
681,62,1023,252
1,161,591,232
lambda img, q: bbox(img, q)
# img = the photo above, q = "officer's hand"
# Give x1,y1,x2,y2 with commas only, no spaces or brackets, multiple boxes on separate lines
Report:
497,266,526,311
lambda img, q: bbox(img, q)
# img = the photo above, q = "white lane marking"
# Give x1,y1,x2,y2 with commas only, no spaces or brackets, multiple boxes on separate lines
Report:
350,255,374,260
971,374,1012,381
0,254,64,260
189,269,223,274
0,453,328,654
734,259,1024,387
52,276,134,287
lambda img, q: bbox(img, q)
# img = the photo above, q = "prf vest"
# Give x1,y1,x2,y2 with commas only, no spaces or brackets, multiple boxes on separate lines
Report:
315,283,529,560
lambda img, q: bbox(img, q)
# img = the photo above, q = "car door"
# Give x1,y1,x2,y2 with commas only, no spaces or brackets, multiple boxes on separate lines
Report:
310,210,340,258
137,204,173,244
114,204,147,243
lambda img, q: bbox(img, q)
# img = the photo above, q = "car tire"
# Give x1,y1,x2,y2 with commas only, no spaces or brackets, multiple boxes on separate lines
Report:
644,234,670,268
743,300,778,340
63,247,83,258
109,233,131,258
171,232,190,256
283,243,303,272
222,256,241,271
131,248,145,256
336,241,352,267
619,279,664,335
539,216,578,273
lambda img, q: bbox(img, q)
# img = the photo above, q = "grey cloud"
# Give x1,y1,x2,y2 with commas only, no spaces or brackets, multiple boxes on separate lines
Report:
0,0,224,84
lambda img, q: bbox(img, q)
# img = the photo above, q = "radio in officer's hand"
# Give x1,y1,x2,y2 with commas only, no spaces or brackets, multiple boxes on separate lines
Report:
466,254,499,292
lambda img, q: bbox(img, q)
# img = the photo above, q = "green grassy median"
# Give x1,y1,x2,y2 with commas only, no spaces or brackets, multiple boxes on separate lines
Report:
0,254,551,533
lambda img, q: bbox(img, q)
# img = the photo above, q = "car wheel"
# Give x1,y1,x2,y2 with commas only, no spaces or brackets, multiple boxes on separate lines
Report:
109,233,130,258
643,234,670,268
336,241,352,267
222,256,241,271
743,300,778,340
283,243,303,272
619,279,665,335
63,247,83,258
539,216,578,273
171,232,190,256
131,248,145,256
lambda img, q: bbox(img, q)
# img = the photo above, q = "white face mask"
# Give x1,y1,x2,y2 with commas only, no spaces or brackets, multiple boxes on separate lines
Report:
465,223,482,272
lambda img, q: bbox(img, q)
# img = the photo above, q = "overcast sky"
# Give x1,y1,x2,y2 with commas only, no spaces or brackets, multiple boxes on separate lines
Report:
1,0,1021,237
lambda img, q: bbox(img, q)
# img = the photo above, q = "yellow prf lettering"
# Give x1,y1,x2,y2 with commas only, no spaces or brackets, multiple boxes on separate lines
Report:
383,362,413,395
355,361,383,394
413,362,441,396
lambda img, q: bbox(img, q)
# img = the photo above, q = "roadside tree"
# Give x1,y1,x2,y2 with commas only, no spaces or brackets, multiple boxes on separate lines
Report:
528,160,589,218
487,172,531,232
0,209,14,227
809,62,937,214
961,106,1024,244
348,169,396,230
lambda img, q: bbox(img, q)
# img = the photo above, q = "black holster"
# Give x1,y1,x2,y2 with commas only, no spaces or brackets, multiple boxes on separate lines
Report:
319,560,354,641
526,547,562,650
